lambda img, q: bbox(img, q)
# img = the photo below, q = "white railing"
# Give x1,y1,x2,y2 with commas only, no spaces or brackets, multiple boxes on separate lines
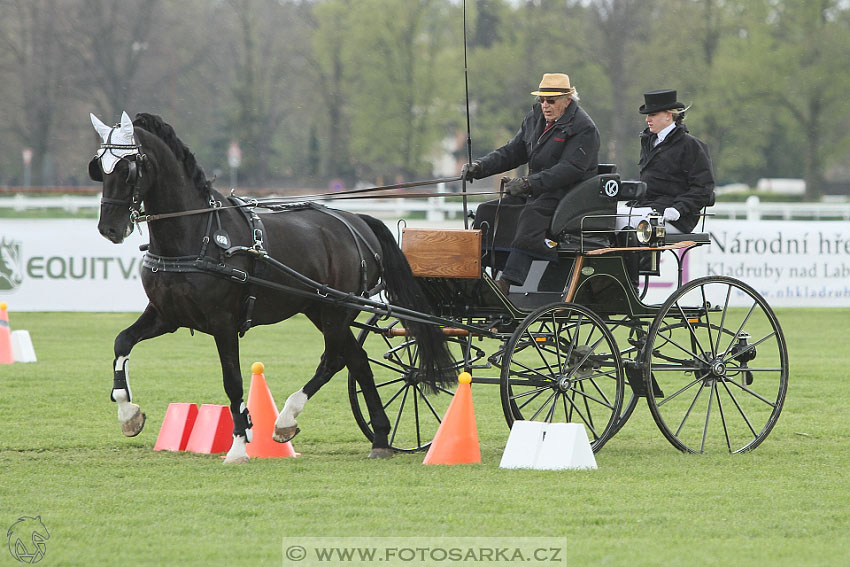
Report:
0,193,106,214
2,193,850,222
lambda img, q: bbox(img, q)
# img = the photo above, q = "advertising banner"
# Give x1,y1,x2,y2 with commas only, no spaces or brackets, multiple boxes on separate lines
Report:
642,220,850,307
1,218,848,311
0,219,148,311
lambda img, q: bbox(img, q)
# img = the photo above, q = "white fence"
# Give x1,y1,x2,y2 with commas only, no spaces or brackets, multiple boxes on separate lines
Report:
2,192,850,221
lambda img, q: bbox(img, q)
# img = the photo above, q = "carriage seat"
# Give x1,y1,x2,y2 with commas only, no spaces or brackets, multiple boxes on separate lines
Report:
549,164,646,240
666,232,711,245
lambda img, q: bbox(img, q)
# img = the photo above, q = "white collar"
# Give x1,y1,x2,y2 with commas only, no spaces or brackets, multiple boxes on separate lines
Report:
654,122,676,146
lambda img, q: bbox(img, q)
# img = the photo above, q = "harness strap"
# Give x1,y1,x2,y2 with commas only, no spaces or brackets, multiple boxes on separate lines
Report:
306,202,381,295
143,247,494,337
229,195,270,335
142,203,396,335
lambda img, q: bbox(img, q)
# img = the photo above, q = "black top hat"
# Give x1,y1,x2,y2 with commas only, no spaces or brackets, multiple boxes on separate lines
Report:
639,89,686,114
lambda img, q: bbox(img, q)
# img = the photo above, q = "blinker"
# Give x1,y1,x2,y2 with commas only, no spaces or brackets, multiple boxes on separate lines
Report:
88,157,103,182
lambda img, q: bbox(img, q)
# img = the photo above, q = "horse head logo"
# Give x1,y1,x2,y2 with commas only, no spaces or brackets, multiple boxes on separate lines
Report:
0,237,24,291
6,516,50,564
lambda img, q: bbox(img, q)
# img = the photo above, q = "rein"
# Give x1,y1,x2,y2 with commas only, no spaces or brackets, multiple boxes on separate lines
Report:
290,175,465,200
135,176,500,224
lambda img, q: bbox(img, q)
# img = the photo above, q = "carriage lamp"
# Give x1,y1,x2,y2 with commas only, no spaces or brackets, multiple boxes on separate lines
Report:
635,214,666,246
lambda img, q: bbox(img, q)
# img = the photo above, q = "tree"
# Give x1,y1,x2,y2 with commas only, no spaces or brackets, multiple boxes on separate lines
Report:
310,0,356,180
73,0,161,120
584,0,657,175
761,0,850,198
642,0,751,184
225,0,315,186
342,0,460,180
0,0,75,185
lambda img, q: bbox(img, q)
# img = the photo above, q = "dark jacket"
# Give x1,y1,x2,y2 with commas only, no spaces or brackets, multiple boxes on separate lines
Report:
473,102,600,259
478,101,600,197
636,124,715,233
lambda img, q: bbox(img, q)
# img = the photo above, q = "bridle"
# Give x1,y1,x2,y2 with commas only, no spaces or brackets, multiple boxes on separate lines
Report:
89,126,149,224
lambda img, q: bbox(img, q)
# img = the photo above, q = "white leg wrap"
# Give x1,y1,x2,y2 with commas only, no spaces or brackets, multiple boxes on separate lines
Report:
276,389,308,430
223,435,250,465
113,389,137,423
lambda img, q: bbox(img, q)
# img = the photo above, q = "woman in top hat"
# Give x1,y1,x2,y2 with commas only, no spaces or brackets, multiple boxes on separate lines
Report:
462,73,600,294
616,89,715,234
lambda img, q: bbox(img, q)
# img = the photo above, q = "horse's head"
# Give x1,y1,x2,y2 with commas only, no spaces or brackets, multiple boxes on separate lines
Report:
89,111,153,243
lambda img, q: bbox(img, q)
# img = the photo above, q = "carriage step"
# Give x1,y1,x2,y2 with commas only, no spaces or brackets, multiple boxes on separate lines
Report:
382,327,497,337
624,364,664,398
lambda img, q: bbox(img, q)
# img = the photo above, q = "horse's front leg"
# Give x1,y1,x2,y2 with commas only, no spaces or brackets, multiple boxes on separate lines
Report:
112,304,177,437
214,332,252,465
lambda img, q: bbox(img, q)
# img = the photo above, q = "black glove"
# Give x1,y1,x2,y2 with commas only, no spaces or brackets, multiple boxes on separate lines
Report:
461,160,483,182
504,176,531,197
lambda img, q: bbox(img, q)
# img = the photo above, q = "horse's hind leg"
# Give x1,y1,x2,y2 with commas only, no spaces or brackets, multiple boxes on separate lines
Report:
112,304,177,437
275,312,392,458
274,311,349,444
348,337,393,459
274,350,339,444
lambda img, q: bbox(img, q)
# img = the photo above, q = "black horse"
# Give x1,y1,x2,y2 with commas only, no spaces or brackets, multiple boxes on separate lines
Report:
89,111,453,463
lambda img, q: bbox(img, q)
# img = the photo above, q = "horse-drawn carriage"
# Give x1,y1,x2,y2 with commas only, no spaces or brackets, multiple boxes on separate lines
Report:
351,165,787,455
90,112,787,462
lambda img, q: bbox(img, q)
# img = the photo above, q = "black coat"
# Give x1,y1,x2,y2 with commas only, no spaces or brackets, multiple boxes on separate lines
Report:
478,101,600,196
475,102,600,257
636,124,715,233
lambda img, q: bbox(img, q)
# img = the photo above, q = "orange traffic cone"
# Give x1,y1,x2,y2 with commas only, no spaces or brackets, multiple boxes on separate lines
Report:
423,372,481,465
245,362,298,459
0,302,13,365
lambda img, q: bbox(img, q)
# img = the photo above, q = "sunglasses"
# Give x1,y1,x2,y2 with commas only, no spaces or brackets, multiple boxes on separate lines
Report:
537,96,563,105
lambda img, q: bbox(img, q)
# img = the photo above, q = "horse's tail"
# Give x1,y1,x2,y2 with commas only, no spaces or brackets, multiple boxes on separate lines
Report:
358,215,456,391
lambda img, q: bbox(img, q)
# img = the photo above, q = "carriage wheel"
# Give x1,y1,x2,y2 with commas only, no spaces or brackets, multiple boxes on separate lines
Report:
644,276,788,454
500,302,625,452
349,315,472,452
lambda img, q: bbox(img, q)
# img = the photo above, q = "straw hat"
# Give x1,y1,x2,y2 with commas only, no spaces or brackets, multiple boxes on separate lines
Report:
530,73,575,97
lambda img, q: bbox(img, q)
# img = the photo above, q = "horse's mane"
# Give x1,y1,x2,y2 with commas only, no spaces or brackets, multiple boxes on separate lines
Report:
132,112,212,195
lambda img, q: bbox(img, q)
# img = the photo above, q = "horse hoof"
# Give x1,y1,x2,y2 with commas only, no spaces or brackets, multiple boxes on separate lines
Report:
223,455,250,465
121,407,146,437
273,426,299,443
368,448,394,459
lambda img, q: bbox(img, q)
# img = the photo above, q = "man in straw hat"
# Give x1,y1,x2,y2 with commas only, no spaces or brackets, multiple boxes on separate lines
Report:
616,89,714,235
463,73,600,294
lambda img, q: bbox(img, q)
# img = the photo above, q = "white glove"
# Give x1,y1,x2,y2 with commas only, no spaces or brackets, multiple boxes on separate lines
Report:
663,207,680,222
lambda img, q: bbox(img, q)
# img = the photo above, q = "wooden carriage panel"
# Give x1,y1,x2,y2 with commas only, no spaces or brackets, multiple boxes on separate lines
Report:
401,228,481,279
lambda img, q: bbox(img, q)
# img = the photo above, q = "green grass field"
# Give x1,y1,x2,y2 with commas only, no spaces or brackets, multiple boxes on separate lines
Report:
1,309,848,566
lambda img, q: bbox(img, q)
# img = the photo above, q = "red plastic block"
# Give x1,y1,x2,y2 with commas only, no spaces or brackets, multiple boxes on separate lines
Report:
185,404,234,454
154,403,199,452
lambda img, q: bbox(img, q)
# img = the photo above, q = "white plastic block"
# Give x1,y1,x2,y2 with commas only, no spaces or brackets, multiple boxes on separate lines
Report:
500,421,597,470
11,330,37,363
